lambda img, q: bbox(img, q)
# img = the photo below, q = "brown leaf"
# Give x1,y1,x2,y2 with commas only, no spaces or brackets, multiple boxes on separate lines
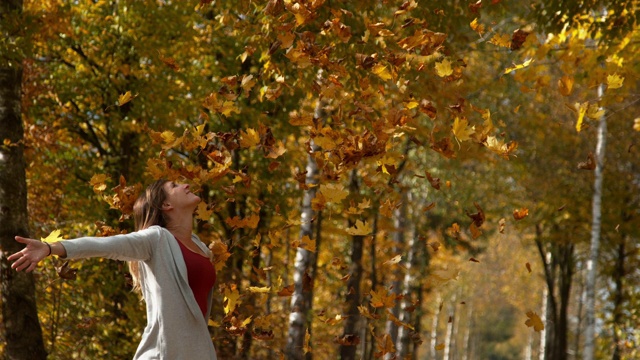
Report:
466,202,485,228
278,284,294,297
577,152,596,170
56,261,78,280
335,334,360,346
510,29,529,50
425,171,441,190
469,257,480,263
513,208,529,220
526,262,532,273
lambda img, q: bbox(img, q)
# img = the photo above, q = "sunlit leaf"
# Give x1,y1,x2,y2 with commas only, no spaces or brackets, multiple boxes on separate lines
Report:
525,311,544,332
41,229,64,243
435,58,453,77
606,73,624,89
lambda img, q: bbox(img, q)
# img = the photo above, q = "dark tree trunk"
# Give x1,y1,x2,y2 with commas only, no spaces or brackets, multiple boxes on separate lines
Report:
339,170,364,360
0,4,48,355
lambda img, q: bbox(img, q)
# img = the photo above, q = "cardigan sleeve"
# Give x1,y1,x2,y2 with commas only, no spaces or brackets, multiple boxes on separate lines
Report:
61,226,161,262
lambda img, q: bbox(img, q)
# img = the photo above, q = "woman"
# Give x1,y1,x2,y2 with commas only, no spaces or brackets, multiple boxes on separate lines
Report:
8,179,218,359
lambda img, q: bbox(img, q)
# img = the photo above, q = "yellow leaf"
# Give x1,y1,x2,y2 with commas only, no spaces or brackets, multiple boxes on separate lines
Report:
489,33,512,48
208,319,221,327
435,343,446,351
558,76,574,96
319,183,349,203
372,63,392,81
196,202,213,221
223,287,241,314
118,91,136,106
470,18,485,35
247,286,271,293
607,73,624,89
239,128,260,148
89,174,109,192
452,117,475,142
575,102,588,132
435,58,453,77
525,311,545,332
504,58,534,74
346,220,372,236
298,235,317,253
41,230,64,243
634,118,640,131
383,255,402,266
586,103,605,119
303,328,312,354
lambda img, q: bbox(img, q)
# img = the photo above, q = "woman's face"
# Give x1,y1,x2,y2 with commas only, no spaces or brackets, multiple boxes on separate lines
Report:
162,181,201,212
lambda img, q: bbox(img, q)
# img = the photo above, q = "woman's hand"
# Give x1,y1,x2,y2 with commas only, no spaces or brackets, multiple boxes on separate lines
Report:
7,236,51,272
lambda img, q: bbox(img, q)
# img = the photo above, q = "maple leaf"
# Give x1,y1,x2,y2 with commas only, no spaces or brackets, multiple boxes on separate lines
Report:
430,268,460,286
370,289,396,308
294,235,316,253
277,284,294,297
525,311,544,332
574,102,589,132
209,241,231,271
425,171,441,190
387,310,414,330
510,29,529,50
452,117,475,143
288,110,314,126
239,128,260,148
374,333,395,357
41,229,64,243
435,343,446,351
223,287,241,314
489,33,512,48
607,73,624,89
319,183,348,203
470,18,485,36
513,208,529,220
89,174,109,192
435,58,453,77
196,202,213,221
346,220,372,236
335,334,360,346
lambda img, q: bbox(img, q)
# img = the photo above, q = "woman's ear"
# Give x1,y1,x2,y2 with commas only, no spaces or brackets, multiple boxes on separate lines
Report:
162,202,173,211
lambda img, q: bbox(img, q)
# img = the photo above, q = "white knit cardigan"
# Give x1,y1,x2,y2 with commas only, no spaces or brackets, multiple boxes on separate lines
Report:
61,225,217,359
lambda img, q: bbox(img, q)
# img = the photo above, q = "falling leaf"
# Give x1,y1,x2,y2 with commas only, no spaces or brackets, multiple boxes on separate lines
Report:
504,58,533,74
335,334,360,346
574,101,589,132
374,333,395,358
470,18,485,35
558,76,574,96
118,91,136,106
277,284,294,297
435,58,453,77
56,261,78,280
510,29,529,50
223,287,241,314
196,202,213,221
634,118,640,131
607,73,624,89
526,262,532,273
452,117,475,142
525,311,544,332
89,174,109,193
435,343,445,351
489,33,512,48
370,289,396,308
372,63,393,81
577,152,596,170
513,208,529,220
346,220,372,236
319,183,349,203
247,286,271,293
239,128,260,148
303,328,312,354
498,218,506,233
383,255,402,266
469,257,480,263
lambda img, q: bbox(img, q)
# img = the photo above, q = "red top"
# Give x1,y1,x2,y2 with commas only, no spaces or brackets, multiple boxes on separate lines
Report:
176,238,216,319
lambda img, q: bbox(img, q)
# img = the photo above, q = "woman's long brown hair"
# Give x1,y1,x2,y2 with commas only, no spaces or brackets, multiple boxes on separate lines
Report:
129,179,168,293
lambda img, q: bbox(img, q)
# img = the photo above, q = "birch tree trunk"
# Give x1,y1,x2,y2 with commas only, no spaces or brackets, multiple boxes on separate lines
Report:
285,99,325,360
429,295,441,360
397,218,420,359
0,4,47,358
583,85,607,360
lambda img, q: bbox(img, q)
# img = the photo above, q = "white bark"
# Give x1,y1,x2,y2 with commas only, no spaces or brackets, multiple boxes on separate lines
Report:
583,84,606,360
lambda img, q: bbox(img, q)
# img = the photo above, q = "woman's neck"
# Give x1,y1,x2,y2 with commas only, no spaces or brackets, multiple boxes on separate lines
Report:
166,215,194,242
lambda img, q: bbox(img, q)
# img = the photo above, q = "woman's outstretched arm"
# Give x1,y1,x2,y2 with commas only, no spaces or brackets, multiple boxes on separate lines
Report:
7,236,66,272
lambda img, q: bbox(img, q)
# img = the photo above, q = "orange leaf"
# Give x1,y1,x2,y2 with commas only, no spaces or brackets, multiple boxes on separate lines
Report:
513,208,529,220
525,311,544,332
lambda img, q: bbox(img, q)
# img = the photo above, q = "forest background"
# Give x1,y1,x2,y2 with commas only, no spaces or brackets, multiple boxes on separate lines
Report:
0,0,638,359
